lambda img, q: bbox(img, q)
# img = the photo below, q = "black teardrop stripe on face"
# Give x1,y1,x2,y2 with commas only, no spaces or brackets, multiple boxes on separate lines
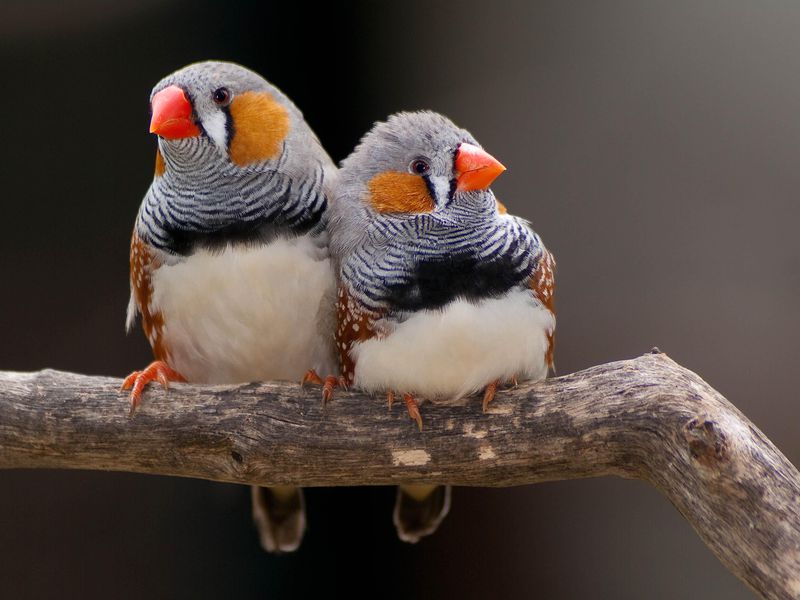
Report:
382,250,531,312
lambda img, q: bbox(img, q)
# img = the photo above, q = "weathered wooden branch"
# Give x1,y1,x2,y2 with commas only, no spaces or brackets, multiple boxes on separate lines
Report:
0,351,798,598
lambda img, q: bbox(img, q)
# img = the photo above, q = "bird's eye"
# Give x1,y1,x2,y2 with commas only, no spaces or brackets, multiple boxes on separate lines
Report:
212,87,231,106
409,158,430,175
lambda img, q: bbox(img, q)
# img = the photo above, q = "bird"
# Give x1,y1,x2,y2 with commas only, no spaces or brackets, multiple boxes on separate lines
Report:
328,111,556,543
122,60,338,553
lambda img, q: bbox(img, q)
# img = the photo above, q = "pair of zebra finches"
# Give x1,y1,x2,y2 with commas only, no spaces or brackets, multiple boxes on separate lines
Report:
123,61,556,553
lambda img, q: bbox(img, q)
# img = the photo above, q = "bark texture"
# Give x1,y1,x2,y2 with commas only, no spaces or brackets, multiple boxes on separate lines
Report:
0,351,798,599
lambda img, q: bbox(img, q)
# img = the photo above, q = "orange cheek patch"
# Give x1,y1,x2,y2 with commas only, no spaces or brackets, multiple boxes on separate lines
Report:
154,149,166,177
228,91,290,167
496,199,508,214
367,172,435,214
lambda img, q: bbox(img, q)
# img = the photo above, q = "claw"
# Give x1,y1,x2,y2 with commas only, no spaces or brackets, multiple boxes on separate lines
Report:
122,361,186,416
482,380,499,413
322,376,341,404
403,393,423,431
156,370,171,389
121,371,138,391
301,369,324,386
303,370,344,404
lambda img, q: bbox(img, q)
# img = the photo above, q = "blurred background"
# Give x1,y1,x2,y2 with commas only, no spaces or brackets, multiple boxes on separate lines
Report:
2,1,798,597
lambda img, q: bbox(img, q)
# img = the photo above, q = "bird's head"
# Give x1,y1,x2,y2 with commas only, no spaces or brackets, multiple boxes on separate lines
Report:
148,61,303,174
338,111,506,218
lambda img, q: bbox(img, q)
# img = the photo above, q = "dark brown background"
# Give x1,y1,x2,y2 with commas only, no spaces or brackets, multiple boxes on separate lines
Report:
2,1,797,598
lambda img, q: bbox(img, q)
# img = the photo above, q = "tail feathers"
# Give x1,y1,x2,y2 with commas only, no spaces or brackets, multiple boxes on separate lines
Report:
251,486,306,553
393,484,452,543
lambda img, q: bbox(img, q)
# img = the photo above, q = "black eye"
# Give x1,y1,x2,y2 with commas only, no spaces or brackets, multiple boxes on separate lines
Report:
212,87,231,106
410,158,430,175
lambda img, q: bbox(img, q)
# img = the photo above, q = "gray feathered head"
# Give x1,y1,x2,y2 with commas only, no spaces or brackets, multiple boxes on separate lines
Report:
149,60,330,179
330,111,506,258
137,61,335,255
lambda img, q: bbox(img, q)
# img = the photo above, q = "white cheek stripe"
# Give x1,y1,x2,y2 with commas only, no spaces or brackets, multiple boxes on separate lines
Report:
203,110,229,151
430,175,451,206
351,289,554,401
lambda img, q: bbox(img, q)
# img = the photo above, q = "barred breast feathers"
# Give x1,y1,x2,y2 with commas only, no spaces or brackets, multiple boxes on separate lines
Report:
338,200,545,318
129,108,337,329
136,102,335,257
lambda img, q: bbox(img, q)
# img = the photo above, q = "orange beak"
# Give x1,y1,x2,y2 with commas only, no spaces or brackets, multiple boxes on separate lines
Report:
149,85,200,139
454,143,506,192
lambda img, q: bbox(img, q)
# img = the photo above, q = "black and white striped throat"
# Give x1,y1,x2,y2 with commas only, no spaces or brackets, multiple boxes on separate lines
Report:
138,144,328,256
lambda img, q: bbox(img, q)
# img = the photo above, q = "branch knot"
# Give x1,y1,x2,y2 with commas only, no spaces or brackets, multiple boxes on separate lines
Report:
684,418,729,467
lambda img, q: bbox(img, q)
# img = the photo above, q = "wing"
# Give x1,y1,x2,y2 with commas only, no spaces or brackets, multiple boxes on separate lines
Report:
127,229,169,361
529,245,556,370
335,282,384,386
125,229,143,333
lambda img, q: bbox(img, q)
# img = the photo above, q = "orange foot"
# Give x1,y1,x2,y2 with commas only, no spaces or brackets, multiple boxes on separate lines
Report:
388,391,423,431
121,361,186,416
482,379,500,413
301,369,346,404
403,393,423,431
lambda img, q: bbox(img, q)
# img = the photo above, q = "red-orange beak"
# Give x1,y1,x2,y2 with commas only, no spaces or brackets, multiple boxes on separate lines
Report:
454,143,506,192
149,85,200,139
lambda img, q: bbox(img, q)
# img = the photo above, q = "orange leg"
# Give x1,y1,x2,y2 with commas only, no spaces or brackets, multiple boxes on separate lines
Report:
387,390,395,409
121,361,186,416
302,369,346,404
403,393,423,431
482,379,499,413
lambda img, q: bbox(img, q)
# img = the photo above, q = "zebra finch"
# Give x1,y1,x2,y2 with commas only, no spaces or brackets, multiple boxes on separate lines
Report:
328,111,556,543
123,61,338,553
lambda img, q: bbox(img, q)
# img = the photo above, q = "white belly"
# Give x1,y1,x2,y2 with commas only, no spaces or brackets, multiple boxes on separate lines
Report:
151,235,336,384
350,289,555,401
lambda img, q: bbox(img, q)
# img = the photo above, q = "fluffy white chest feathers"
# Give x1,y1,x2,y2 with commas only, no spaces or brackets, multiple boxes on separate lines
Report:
350,289,555,401
150,235,336,384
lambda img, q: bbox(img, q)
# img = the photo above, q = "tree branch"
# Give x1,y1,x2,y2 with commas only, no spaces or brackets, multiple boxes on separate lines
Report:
0,351,798,599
